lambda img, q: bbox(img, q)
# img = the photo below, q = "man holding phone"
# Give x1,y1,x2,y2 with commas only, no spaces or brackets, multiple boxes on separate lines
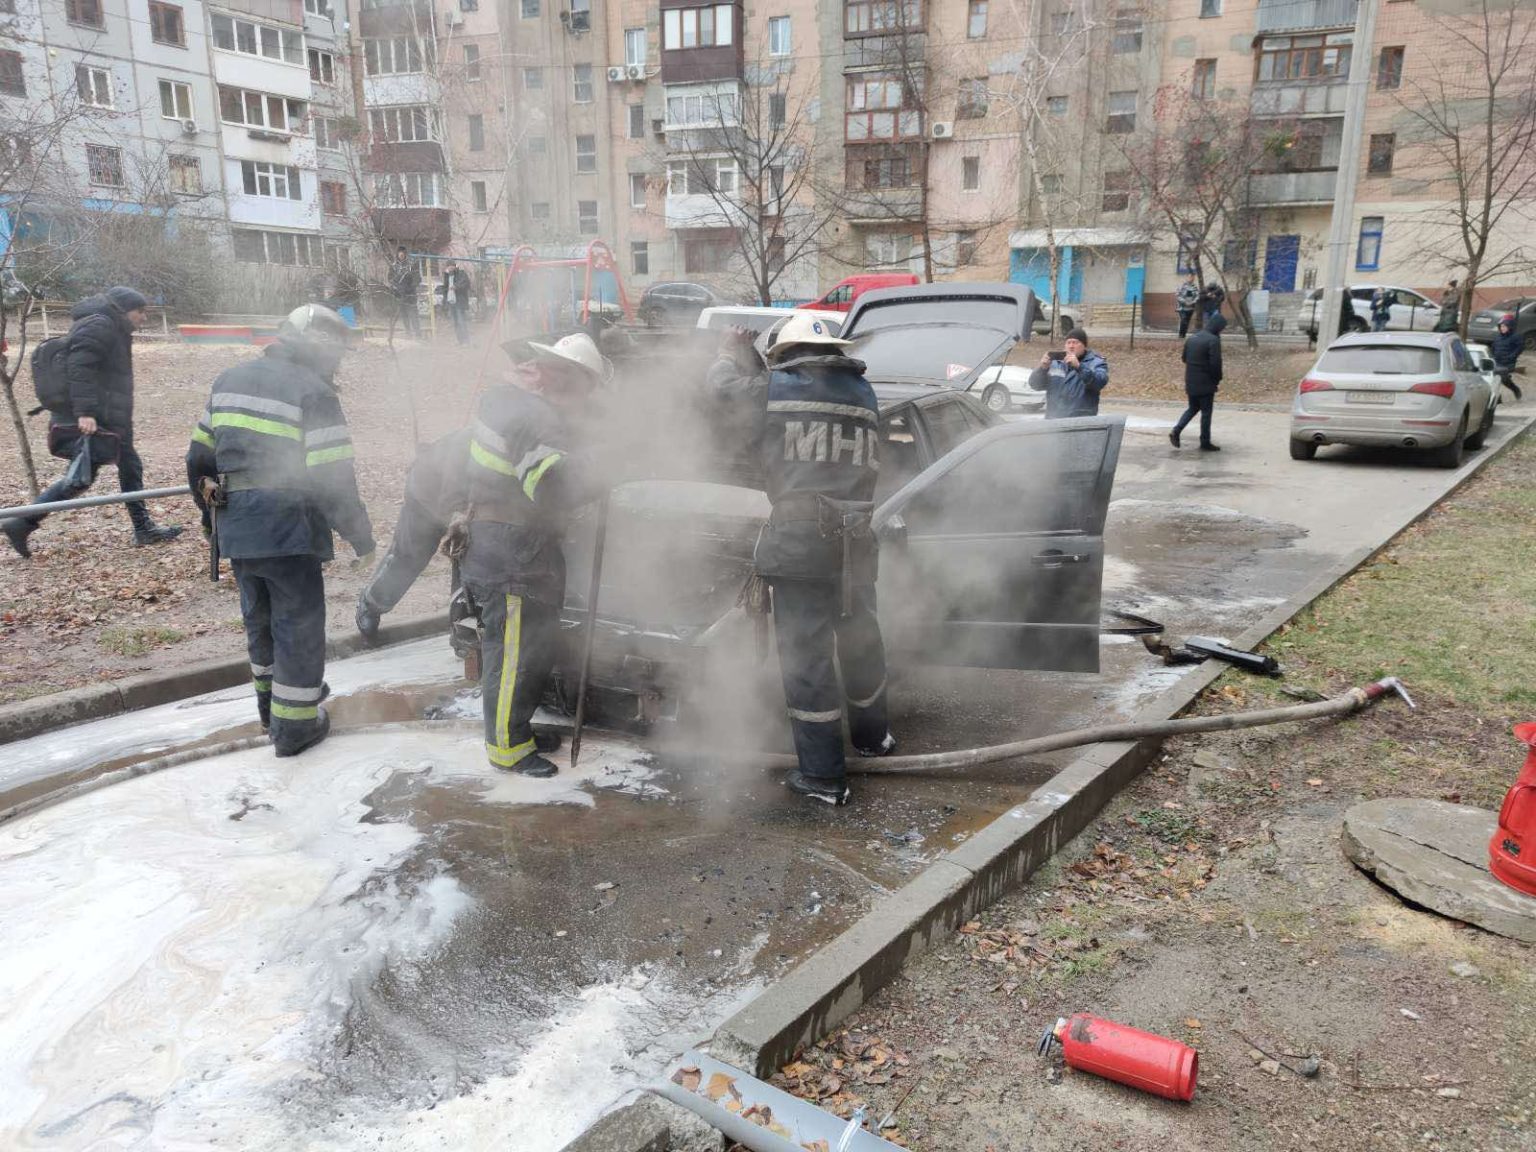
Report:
1028,328,1109,419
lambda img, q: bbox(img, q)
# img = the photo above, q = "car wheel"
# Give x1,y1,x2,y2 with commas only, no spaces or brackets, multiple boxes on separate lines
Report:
1429,414,1467,468
640,306,658,328
1289,439,1317,461
982,383,1010,413
1466,400,1493,449
1524,332,1536,353
1059,315,1075,336
1347,316,1368,334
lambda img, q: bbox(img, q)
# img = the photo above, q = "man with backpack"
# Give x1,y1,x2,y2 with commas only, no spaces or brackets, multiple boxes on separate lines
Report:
3,286,183,558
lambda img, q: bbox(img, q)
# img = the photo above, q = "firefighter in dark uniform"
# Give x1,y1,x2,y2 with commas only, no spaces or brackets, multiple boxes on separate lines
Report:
755,312,895,807
459,332,608,778
187,304,375,757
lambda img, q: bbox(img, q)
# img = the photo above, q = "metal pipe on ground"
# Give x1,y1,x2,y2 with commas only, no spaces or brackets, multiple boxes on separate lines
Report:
0,485,191,521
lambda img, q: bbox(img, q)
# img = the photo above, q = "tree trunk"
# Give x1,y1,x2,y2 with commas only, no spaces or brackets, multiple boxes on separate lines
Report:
1,305,40,499
919,143,934,283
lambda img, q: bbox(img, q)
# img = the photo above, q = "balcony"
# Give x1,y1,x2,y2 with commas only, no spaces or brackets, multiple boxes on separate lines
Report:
1256,0,1356,33
367,206,451,247
665,192,747,230
841,185,922,223
1251,80,1348,118
365,140,448,174
660,0,744,84
1248,169,1337,206
357,0,434,38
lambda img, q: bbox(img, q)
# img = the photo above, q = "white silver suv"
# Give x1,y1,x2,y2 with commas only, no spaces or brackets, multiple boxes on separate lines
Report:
1300,285,1442,338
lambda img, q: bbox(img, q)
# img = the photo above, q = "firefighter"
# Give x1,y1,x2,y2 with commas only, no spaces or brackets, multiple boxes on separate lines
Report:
755,311,895,807
187,304,375,757
457,332,608,778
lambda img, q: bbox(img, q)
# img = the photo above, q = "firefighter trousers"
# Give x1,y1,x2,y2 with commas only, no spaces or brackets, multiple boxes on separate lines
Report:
470,586,559,769
362,496,446,614
769,578,890,784
233,555,328,754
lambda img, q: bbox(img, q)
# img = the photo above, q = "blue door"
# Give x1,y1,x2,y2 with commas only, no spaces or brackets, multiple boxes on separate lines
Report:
1262,235,1300,293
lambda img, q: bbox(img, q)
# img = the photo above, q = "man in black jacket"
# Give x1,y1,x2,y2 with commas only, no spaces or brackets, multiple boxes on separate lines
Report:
1171,312,1225,451
3,286,183,558
439,261,473,345
388,247,421,338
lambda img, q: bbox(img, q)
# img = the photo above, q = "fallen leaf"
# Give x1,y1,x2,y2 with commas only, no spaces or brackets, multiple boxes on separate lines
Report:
671,1066,701,1092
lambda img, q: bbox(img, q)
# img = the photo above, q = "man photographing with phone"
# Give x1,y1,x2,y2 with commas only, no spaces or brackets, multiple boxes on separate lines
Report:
1028,328,1109,419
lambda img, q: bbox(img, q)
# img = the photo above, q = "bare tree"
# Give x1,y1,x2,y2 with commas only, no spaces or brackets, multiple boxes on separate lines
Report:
1396,0,1536,333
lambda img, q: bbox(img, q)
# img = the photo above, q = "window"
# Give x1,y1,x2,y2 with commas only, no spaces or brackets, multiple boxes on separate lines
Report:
1192,59,1216,100
67,0,103,26
464,44,482,81
625,27,646,67
866,231,911,267
0,51,25,97
569,0,590,31
372,172,442,207
77,66,114,109
523,67,543,90
86,144,124,186
629,104,646,139
1040,173,1062,195
1368,132,1395,176
665,82,741,128
471,180,488,210
1046,94,1068,116
530,201,551,219
667,156,739,194
221,88,307,133
575,134,597,174
967,0,987,38
1177,235,1199,273
321,180,346,215
632,240,649,276
1106,90,1136,133
1049,10,1069,34
468,114,484,150
159,79,192,120
308,49,335,84
1201,0,1220,12
1111,7,1142,53
630,172,647,207
684,236,730,273
369,105,439,142
768,235,786,272
573,63,593,103
849,145,914,189
313,117,338,149
845,0,922,36
149,2,185,45
770,92,787,130
241,161,302,200
522,0,538,15
364,37,430,76
769,16,791,56
212,14,304,64
1255,33,1352,83
169,154,201,194
1101,170,1132,211
769,164,785,199
1222,239,1254,272
529,135,548,155
846,74,921,141
662,4,735,49
232,229,323,266
304,0,331,14
578,200,598,234
1377,46,1404,90
957,78,987,119
961,155,980,192
955,229,978,266
1356,216,1383,270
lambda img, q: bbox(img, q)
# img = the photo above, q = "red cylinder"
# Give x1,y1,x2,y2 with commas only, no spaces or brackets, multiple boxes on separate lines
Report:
1053,1013,1198,1102
1489,723,1536,897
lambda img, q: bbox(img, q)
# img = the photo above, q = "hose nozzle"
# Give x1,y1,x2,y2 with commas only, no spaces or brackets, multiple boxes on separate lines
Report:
1366,676,1416,710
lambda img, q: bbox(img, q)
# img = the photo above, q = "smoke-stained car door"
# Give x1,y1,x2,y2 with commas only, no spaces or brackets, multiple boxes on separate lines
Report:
873,415,1123,673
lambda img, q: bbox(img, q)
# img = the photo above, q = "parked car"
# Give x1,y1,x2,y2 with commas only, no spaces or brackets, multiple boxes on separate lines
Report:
1299,284,1442,339
1467,297,1536,350
1031,296,1082,337
637,281,726,327
801,273,920,314
1289,331,1495,468
1465,342,1508,416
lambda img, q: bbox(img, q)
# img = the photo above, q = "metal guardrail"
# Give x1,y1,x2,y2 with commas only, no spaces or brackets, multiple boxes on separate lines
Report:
0,485,190,521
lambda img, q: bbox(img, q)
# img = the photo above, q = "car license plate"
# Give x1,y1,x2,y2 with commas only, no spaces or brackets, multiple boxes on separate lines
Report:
1346,391,1395,405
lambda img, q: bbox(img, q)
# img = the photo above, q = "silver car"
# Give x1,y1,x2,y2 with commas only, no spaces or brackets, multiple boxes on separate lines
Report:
1289,332,1495,468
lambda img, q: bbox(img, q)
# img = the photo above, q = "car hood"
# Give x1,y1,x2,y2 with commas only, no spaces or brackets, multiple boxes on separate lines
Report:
840,284,1033,390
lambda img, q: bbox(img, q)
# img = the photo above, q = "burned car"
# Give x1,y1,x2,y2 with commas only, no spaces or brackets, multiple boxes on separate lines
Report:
546,283,1124,729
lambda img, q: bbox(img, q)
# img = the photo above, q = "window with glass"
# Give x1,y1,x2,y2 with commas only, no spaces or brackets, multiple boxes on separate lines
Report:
846,74,921,141
1200,0,1220,14
630,172,647,207
569,0,590,30
575,134,597,173
967,0,987,38
242,161,302,200
573,64,593,102
523,67,543,89
1255,33,1352,82
86,143,123,186
313,117,338,149
1101,170,1132,211
1106,90,1136,133
77,65,113,109
866,231,912,267
364,37,430,75
369,105,438,142
662,4,735,49
625,28,646,66
1046,94,1068,115
1377,46,1404,90
308,49,335,84
667,157,739,195
848,144,914,190
464,44,481,80
957,78,987,119
1049,10,1069,34
1368,132,1395,175
212,14,304,64
1111,7,1142,53
0,51,23,97
149,2,184,45
578,200,598,233
1192,58,1216,99
770,91,787,129
769,15,791,55
1356,216,1383,270
961,155,980,191
845,0,922,36
304,0,331,14
955,230,977,265
1041,173,1062,194
471,180,488,210
522,0,538,15
529,135,548,155
169,154,200,194
321,180,346,214
372,172,442,207
632,240,649,275
232,229,323,266
531,201,551,219
665,83,740,128
221,87,307,133
629,103,646,138
468,113,485,150
67,0,103,26
684,236,730,273
159,79,192,120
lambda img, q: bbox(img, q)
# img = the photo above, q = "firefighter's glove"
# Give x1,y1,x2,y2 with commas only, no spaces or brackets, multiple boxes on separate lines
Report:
442,511,472,561
197,477,225,507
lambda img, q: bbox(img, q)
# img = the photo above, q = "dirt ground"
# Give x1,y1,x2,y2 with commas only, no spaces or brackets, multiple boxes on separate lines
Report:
764,434,1536,1151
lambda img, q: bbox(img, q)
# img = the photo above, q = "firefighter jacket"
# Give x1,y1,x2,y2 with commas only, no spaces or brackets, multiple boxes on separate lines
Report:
462,382,589,603
754,352,880,581
405,427,473,519
186,341,375,561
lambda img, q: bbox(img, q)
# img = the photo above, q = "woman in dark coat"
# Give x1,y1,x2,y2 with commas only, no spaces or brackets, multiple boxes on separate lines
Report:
1171,312,1225,451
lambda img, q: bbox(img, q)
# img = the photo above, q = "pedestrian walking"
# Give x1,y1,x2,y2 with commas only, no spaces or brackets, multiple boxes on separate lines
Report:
459,332,609,778
388,246,421,337
751,312,895,807
1028,328,1109,419
439,261,473,345
1199,281,1226,321
1370,287,1393,333
186,304,375,757
2,286,183,558
1434,278,1460,333
1171,313,1225,452
1175,274,1200,338
1492,313,1524,400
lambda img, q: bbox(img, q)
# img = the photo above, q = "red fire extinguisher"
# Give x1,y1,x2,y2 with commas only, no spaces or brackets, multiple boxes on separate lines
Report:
1039,1013,1198,1102
1489,722,1536,898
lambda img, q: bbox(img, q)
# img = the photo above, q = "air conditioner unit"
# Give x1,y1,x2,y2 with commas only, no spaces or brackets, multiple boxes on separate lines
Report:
180,118,198,135
626,63,645,81
930,121,954,140
606,65,626,82
651,116,664,135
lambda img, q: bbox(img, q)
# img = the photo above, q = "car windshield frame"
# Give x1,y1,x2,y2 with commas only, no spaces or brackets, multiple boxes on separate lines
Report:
1316,344,1445,375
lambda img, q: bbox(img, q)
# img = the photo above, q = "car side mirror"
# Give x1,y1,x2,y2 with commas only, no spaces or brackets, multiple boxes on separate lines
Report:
879,513,908,547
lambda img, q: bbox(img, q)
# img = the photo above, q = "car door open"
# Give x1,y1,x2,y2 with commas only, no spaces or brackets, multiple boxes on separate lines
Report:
873,415,1124,673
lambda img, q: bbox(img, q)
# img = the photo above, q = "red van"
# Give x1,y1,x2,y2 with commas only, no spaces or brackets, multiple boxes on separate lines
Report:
802,273,921,313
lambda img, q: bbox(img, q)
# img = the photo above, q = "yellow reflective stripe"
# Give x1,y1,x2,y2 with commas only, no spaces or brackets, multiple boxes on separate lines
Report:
253,676,271,690
493,593,522,761
191,427,215,448
470,438,517,476
270,701,318,721
521,452,563,501
486,738,537,767
306,444,355,466
210,412,302,441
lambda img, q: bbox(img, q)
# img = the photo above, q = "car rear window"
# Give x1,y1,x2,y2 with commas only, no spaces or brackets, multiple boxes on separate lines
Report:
1316,346,1443,374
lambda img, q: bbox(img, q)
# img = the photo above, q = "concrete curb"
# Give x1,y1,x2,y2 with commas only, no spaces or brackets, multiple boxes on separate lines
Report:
0,612,449,747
